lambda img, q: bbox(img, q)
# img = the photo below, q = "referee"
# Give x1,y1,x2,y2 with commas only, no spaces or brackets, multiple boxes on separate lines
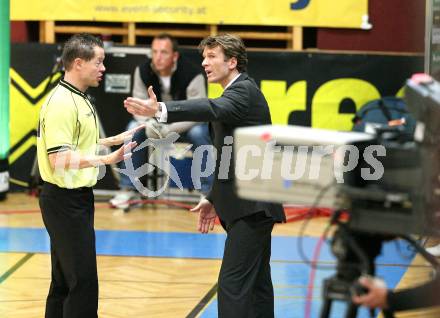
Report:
37,34,141,318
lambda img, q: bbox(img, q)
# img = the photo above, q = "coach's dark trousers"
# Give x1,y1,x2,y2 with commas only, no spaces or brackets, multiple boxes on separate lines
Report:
39,182,98,318
218,211,275,318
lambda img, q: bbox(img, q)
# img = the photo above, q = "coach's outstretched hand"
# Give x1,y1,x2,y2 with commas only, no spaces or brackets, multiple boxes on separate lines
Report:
124,86,160,117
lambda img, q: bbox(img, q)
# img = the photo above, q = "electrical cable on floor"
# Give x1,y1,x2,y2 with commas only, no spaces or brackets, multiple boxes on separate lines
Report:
296,183,338,270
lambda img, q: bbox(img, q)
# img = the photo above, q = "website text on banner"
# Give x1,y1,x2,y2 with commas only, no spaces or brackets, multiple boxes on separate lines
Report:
11,0,368,28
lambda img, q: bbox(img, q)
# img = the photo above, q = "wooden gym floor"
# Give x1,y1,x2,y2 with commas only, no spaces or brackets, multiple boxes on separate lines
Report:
0,193,439,318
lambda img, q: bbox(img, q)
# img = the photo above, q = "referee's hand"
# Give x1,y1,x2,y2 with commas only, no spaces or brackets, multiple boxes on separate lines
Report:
100,124,145,146
106,141,137,165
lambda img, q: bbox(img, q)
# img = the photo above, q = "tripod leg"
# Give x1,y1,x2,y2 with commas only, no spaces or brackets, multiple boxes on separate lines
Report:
319,298,332,318
345,302,359,318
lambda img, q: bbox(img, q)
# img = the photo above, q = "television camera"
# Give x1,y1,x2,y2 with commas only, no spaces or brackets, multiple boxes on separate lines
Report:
234,74,440,318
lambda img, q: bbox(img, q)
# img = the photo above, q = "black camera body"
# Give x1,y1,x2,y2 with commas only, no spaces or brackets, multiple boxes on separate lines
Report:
346,76,440,237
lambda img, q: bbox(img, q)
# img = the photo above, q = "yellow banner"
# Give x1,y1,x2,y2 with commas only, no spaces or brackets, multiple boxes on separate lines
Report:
11,0,369,28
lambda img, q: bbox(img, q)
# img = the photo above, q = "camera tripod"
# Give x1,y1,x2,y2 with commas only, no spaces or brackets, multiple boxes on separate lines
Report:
319,216,393,318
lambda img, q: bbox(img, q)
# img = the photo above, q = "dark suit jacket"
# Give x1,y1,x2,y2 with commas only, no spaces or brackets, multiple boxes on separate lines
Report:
166,73,285,224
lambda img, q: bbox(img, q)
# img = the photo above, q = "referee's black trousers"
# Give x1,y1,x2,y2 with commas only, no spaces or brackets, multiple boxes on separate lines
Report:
39,183,98,318
218,211,275,318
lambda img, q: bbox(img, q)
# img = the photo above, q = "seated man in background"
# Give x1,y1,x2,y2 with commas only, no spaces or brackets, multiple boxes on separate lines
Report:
110,33,213,208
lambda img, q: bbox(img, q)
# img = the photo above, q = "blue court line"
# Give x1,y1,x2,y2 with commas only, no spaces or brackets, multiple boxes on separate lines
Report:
0,227,414,318
0,227,228,259
0,227,414,264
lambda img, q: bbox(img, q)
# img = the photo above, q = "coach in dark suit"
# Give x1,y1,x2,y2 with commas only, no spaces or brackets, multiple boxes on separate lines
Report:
124,34,285,318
